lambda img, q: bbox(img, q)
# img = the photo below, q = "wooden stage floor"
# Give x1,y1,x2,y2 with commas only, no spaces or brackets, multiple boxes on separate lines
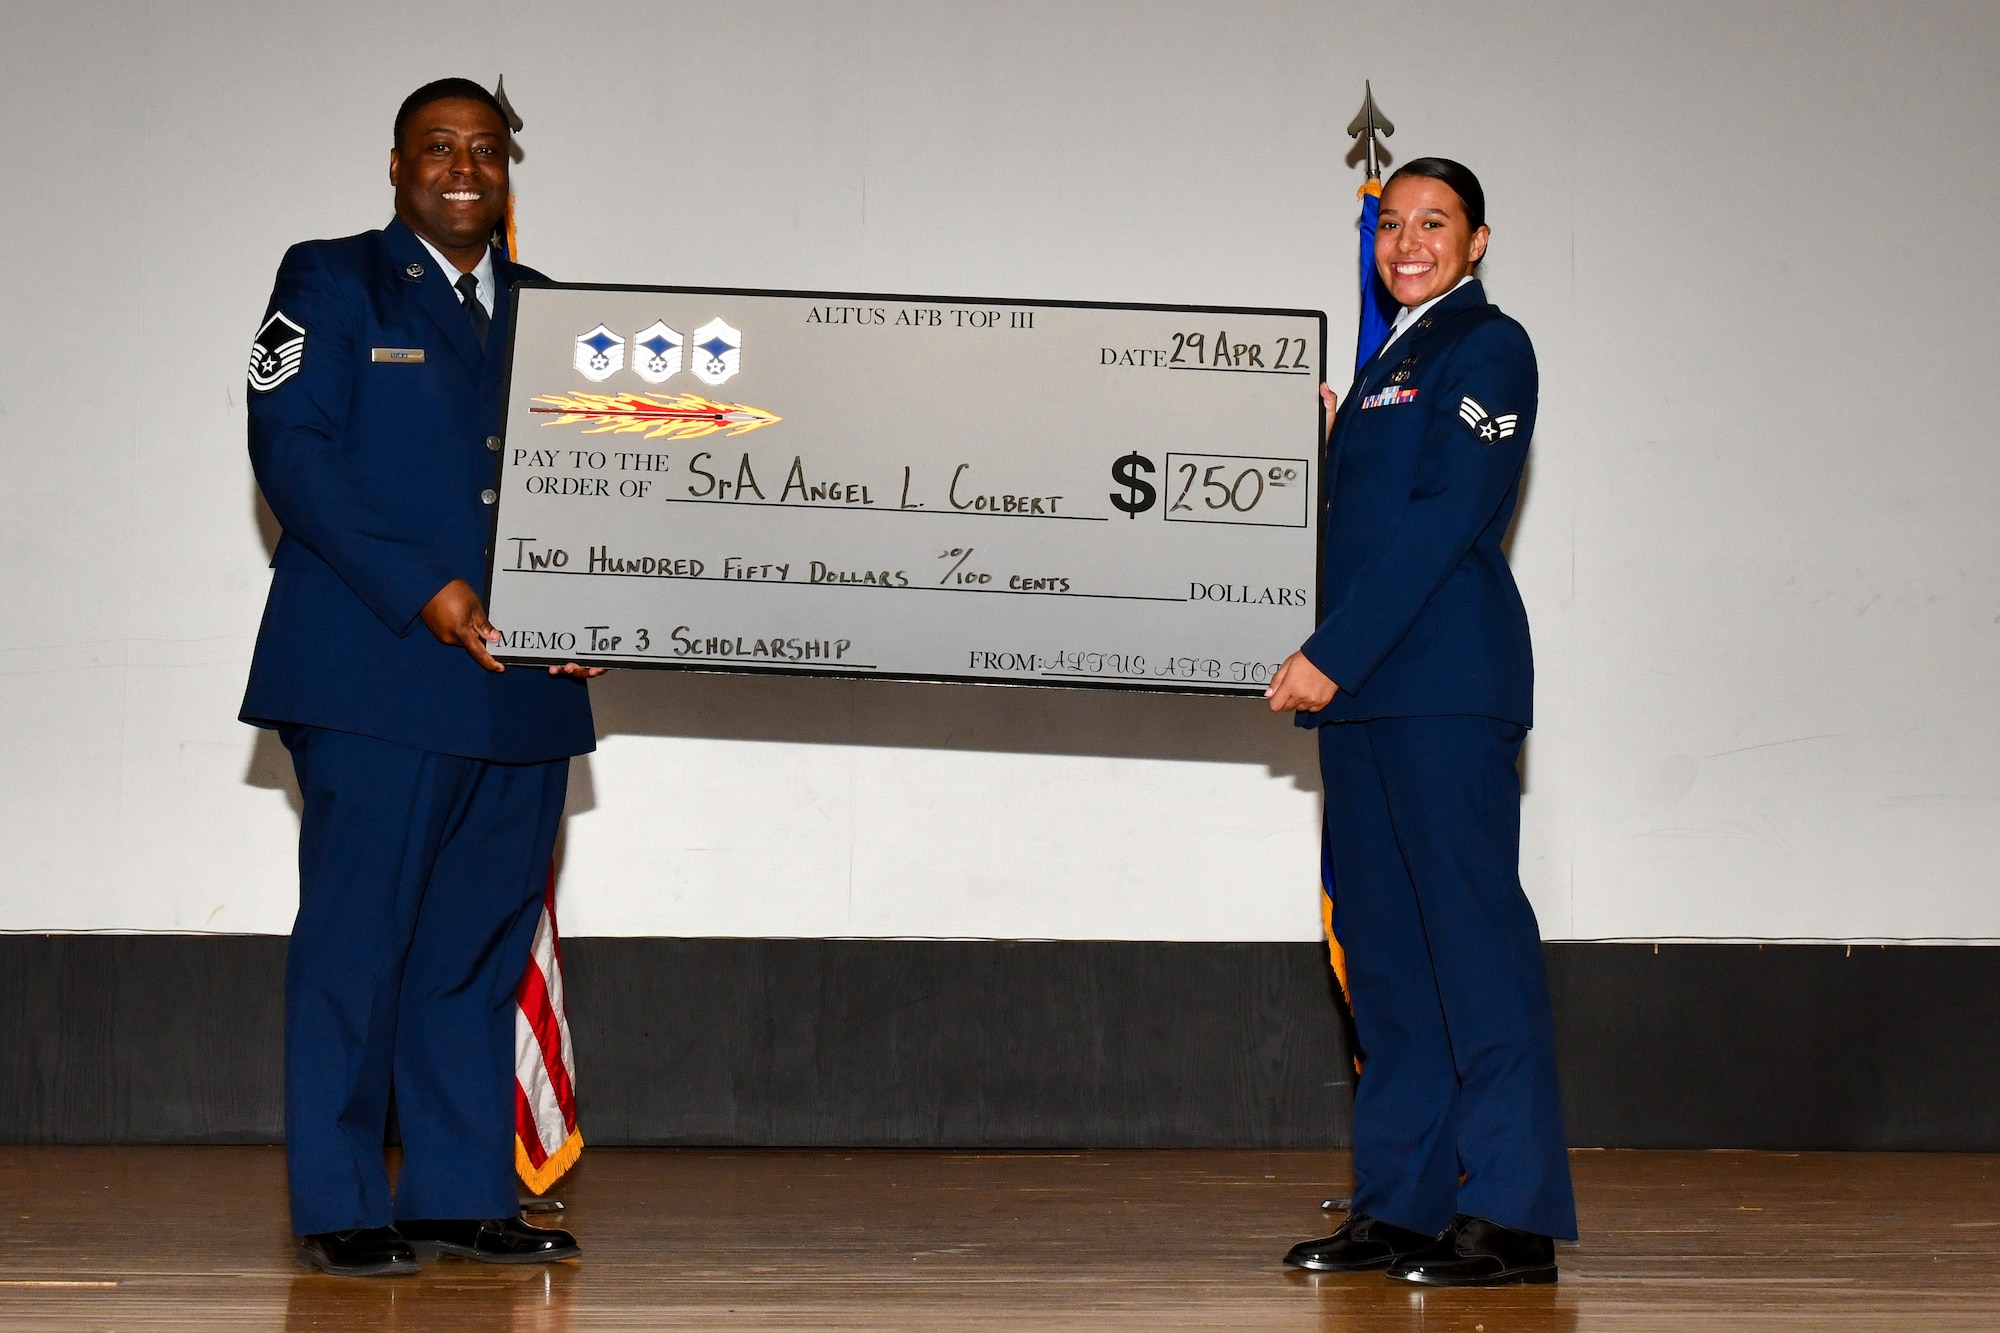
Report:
2,1148,1996,1330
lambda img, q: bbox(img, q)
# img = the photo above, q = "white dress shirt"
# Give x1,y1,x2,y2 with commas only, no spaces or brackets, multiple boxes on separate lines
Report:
415,233,495,318
1377,274,1475,357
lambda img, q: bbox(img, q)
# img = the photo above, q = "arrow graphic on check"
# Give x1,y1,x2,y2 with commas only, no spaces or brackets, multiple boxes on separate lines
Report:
530,391,783,440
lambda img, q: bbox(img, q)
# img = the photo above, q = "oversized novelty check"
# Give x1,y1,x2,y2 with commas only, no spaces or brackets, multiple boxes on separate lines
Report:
485,284,1325,695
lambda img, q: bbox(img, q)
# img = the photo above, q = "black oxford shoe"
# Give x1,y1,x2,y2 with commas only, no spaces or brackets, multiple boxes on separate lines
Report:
296,1225,419,1277
397,1215,581,1264
1386,1214,1556,1286
1284,1212,1437,1271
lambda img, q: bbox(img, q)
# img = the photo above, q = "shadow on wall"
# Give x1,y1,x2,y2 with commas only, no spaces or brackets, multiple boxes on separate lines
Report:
586,667,1319,788
241,668,1324,887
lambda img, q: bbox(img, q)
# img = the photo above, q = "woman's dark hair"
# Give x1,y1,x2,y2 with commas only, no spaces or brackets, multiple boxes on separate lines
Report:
1386,157,1486,232
394,78,509,148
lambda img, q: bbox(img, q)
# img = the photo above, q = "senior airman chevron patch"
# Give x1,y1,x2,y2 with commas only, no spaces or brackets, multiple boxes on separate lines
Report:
1457,395,1519,444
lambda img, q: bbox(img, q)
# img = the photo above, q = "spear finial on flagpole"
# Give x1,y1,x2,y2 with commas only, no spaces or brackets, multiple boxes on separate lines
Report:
1346,81,1395,184
1345,83,1398,369
494,74,525,133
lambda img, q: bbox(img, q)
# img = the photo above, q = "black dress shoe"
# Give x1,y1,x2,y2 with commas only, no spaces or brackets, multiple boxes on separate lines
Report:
1386,1214,1556,1286
1284,1212,1437,1271
296,1225,419,1277
397,1216,581,1264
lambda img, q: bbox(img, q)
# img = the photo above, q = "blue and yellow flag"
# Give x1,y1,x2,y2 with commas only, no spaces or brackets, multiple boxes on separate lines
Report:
1322,86,1396,1063
1354,180,1396,370
1321,176,1397,1034
1321,826,1350,1008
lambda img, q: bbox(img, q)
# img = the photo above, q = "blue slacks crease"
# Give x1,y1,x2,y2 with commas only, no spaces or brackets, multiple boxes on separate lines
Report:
1318,714,1576,1240
279,723,568,1235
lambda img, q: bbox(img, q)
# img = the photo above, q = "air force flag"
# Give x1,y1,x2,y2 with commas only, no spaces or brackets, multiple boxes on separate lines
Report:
690,317,741,386
575,324,625,382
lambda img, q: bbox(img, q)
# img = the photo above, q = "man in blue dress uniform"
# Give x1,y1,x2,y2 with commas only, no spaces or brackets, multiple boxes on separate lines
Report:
241,78,600,1277
1267,159,1575,1286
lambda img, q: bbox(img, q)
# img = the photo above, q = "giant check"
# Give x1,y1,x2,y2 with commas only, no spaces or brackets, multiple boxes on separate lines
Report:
486,284,1325,695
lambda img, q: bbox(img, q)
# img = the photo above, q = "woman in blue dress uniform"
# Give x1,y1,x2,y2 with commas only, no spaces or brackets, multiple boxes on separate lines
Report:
1266,159,1574,1286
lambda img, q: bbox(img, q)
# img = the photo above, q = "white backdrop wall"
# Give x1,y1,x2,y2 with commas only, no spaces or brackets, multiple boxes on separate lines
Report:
2,1,1996,941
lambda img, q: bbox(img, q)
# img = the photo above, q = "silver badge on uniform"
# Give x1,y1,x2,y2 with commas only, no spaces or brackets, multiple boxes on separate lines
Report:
631,321,683,384
689,317,741,386
247,310,306,392
1457,395,1519,443
574,324,625,382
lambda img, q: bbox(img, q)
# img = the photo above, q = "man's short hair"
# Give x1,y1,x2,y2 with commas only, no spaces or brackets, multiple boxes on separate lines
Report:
394,78,508,149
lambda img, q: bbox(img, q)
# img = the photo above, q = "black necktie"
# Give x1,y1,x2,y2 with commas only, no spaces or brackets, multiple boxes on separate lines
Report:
455,272,490,345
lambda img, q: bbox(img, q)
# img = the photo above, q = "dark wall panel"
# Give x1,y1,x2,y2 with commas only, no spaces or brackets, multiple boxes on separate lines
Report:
563,939,1351,1147
1549,943,2000,1151
3,936,1998,1150
0,935,287,1143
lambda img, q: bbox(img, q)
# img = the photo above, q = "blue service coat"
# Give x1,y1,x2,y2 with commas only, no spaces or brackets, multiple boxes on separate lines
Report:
240,217,595,763
1298,279,1535,728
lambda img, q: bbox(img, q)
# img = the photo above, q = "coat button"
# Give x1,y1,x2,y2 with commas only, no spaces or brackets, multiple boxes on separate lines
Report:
486,435,502,451
480,489,497,504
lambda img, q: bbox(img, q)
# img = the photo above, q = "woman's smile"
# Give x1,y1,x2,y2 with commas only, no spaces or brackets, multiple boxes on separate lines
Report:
1375,174,1488,309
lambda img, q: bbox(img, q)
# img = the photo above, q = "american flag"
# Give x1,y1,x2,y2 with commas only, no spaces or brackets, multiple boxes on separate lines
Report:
493,79,581,1195
514,867,581,1194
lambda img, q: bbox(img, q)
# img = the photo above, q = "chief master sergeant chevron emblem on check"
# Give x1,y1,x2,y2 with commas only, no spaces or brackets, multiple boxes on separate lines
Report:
1457,394,1518,444
575,324,624,382
689,316,741,386
632,320,682,384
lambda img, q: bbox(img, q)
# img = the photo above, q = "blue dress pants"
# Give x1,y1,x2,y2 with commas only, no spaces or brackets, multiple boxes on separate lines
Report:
1317,715,1576,1241
279,724,569,1236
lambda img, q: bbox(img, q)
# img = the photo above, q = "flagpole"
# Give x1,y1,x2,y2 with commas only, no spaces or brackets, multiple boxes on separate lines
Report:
1316,87,1399,1153
491,73,585,1213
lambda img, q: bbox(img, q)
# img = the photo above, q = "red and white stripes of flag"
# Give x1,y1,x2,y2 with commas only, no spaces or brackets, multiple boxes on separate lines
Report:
515,866,582,1194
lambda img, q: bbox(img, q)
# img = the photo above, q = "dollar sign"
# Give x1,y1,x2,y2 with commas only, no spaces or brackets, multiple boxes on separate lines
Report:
1109,452,1157,518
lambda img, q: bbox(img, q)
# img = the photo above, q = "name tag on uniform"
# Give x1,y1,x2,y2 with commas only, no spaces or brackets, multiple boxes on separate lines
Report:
371,347,426,364
1359,386,1418,409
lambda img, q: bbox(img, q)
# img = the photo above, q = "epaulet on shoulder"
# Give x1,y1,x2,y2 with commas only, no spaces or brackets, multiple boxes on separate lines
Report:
281,229,383,266
1459,306,1533,354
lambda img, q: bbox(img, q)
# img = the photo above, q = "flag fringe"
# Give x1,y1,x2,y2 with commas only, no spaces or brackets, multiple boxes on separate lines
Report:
514,865,579,1194
1320,889,1350,1003
516,1127,582,1196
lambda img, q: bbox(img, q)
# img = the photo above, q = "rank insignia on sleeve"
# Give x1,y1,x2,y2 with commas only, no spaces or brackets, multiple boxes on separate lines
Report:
1457,395,1519,443
247,310,306,392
